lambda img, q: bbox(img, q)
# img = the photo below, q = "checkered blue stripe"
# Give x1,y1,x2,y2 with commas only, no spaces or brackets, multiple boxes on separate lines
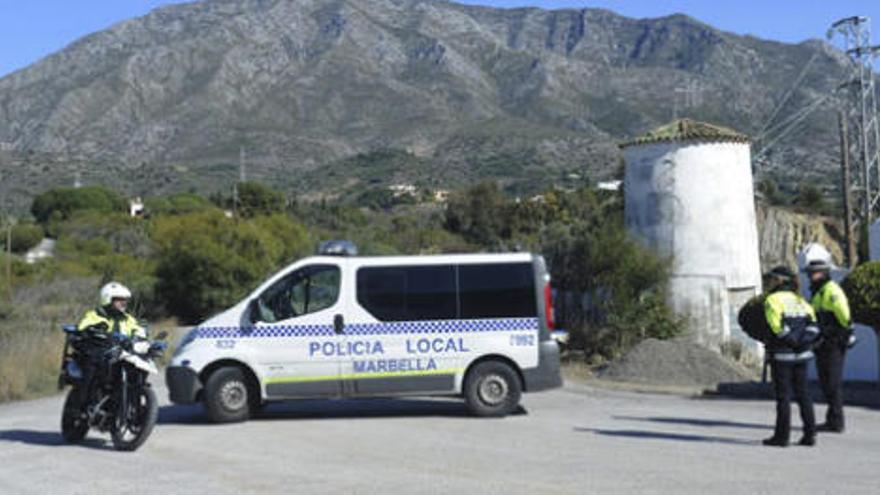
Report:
196,317,538,339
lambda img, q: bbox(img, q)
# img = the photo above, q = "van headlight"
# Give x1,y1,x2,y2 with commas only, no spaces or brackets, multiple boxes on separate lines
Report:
174,328,199,356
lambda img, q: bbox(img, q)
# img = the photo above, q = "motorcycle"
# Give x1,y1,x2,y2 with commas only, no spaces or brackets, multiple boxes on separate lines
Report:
58,324,168,451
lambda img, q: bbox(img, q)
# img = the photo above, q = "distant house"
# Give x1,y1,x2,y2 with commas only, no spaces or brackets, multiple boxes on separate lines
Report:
388,184,417,197
130,197,145,217
25,238,56,265
597,180,622,191
433,189,449,202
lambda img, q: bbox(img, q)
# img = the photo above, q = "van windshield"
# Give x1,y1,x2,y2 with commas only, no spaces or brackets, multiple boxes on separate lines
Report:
255,265,341,323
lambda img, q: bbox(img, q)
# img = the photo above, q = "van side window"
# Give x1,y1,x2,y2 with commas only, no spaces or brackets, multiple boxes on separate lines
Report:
256,265,341,323
458,263,536,319
357,265,457,321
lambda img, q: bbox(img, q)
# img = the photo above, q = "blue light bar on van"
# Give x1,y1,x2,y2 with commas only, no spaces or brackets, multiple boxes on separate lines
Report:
317,240,358,256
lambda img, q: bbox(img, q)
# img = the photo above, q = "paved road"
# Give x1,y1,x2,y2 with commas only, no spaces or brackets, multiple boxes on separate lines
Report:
0,381,878,494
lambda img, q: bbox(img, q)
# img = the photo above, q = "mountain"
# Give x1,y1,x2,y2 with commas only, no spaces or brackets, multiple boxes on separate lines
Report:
0,0,855,210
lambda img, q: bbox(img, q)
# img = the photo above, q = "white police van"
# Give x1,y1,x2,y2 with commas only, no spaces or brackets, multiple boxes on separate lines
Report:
166,242,562,422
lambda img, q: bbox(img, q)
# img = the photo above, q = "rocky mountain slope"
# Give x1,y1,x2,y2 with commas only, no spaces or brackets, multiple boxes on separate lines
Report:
0,0,855,209
756,204,847,269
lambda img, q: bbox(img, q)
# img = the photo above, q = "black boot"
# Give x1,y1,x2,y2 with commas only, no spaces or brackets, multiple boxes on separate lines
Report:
817,423,845,433
762,437,789,447
797,435,816,446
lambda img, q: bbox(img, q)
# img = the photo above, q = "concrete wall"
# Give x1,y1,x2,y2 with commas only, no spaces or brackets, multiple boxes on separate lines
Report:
624,140,763,349
806,325,878,382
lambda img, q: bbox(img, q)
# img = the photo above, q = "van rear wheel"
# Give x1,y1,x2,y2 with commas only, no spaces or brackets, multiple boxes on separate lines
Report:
204,367,251,423
464,361,521,417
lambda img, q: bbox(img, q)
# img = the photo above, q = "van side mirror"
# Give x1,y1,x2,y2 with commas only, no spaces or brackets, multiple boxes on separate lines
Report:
249,299,263,324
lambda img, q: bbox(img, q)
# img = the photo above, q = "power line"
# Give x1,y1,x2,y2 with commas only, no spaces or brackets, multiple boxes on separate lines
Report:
829,15,880,226
758,52,819,137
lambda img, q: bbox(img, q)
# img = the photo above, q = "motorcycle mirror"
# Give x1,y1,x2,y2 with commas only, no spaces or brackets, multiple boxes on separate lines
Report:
155,331,168,340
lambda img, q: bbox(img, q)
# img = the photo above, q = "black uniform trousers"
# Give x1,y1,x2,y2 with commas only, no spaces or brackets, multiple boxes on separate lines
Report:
771,360,816,441
816,341,846,429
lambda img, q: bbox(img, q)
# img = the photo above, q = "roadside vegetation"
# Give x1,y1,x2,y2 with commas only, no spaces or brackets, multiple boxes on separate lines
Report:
2,179,684,402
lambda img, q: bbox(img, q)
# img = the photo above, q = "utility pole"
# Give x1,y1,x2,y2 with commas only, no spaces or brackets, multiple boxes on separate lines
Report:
239,146,247,183
829,16,880,231
5,219,10,296
673,80,702,120
839,111,858,266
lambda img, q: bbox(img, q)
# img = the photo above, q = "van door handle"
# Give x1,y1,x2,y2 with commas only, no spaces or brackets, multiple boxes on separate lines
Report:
333,314,344,334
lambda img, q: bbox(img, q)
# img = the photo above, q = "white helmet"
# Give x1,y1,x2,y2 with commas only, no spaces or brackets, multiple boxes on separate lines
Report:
100,282,132,306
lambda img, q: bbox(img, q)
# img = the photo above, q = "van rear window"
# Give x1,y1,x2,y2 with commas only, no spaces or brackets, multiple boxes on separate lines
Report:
458,263,536,319
356,262,536,322
357,265,457,321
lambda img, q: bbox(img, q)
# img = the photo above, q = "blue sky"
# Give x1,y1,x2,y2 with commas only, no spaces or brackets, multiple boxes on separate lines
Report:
0,0,878,78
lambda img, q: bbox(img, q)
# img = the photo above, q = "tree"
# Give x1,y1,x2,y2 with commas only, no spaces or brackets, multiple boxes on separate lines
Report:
758,178,786,206
842,261,880,330
151,211,309,323
792,183,826,214
540,193,684,358
6,223,43,253
31,186,127,224
236,182,285,218
144,193,213,216
444,181,509,247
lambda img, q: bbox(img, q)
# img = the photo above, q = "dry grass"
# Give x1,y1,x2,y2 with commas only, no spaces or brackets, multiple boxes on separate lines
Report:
0,279,188,403
0,277,99,403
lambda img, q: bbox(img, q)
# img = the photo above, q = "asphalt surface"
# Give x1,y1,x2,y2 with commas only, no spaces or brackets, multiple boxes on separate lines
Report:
1,381,878,494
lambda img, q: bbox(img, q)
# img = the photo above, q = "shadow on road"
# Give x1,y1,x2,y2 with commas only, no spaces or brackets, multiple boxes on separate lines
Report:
159,398,527,425
0,429,107,449
574,427,754,446
613,415,771,430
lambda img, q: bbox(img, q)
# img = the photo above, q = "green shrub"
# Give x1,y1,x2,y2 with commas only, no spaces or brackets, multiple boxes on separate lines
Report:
151,211,310,323
144,193,214,216
842,261,880,329
444,181,509,247
31,186,127,224
6,223,44,253
236,182,286,218
541,220,684,358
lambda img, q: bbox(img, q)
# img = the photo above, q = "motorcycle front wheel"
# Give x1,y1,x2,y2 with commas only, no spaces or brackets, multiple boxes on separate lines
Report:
111,385,158,452
61,388,89,443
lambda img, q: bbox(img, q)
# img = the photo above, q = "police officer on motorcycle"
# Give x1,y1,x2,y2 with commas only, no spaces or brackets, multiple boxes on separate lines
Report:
74,282,145,404
805,259,852,433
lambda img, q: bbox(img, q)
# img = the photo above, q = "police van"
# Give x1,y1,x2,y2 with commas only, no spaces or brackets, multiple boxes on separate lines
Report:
166,242,562,422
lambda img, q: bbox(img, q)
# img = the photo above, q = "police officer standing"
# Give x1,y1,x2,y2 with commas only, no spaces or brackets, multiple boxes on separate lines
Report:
805,259,852,433
763,266,819,447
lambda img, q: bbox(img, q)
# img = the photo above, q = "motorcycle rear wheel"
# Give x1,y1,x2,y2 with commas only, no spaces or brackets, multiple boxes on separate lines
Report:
111,385,158,452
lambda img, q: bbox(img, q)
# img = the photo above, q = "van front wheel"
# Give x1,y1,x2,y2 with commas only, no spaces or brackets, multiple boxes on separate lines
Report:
464,361,521,417
204,367,251,423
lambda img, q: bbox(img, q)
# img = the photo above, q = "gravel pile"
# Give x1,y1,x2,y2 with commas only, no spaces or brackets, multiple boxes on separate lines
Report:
598,338,757,388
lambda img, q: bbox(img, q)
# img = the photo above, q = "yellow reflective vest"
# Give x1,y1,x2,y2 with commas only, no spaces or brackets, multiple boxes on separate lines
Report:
77,306,145,339
810,280,851,330
764,291,816,335
764,291,818,362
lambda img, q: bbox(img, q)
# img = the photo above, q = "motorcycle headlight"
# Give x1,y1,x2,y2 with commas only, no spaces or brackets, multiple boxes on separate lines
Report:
133,340,150,354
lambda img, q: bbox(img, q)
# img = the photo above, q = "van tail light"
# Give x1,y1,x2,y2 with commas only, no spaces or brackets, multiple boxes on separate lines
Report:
543,282,554,331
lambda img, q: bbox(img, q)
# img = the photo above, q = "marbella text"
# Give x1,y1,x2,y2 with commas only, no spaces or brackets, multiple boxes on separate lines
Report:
308,337,470,373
